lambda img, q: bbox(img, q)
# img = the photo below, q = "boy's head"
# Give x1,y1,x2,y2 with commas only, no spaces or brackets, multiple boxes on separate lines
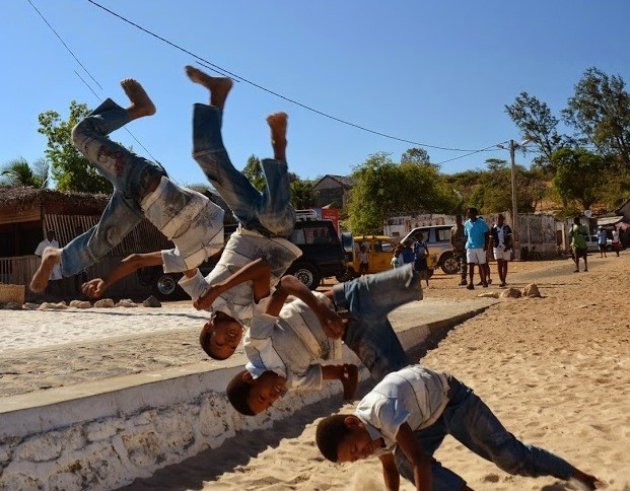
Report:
316,415,382,463
199,312,243,360
466,207,478,220
227,369,288,415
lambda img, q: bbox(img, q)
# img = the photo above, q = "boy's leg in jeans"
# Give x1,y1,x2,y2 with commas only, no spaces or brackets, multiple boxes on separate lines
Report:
63,81,163,276
31,80,162,289
187,66,294,237
336,265,421,380
443,378,576,480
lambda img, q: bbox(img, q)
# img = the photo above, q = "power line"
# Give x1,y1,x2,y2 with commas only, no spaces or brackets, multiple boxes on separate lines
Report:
26,0,102,90
26,0,161,163
436,142,509,166
85,0,491,154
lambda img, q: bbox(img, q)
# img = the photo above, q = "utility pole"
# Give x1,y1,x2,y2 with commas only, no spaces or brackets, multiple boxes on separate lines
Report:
509,139,520,260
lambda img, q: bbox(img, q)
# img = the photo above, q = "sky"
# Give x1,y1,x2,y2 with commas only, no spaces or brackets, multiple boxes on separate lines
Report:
2,0,630,188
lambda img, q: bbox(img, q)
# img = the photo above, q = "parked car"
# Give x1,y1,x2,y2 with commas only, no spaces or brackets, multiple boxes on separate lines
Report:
140,217,346,298
401,225,459,275
344,235,398,277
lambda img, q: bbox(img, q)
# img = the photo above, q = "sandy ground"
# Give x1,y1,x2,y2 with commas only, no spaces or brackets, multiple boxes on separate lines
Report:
125,253,630,491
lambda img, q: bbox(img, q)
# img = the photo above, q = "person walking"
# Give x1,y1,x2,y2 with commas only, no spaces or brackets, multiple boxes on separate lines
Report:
490,213,513,287
450,214,467,286
569,216,589,273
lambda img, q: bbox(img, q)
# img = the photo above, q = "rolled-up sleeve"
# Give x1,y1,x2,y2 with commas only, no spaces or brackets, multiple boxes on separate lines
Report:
178,270,208,300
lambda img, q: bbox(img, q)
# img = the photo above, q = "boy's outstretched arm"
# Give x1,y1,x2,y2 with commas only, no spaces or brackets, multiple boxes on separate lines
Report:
82,252,166,299
396,423,432,491
193,258,272,311
266,275,344,339
379,453,400,491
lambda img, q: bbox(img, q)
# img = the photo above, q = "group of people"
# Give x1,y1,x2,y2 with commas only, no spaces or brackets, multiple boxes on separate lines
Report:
568,216,623,273
391,233,431,286
29,68,601,490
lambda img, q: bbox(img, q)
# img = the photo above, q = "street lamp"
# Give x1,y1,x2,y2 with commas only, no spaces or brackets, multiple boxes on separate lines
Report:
498,139,530,260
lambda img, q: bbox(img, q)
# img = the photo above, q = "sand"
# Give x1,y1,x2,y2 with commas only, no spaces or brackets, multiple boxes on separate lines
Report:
125,253,630,490
4,254,630,490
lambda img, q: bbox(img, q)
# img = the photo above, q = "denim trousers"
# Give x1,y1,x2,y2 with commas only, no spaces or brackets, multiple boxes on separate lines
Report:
395,377,576,490
191,103,295,237
333,265,421,381
62,99,165,276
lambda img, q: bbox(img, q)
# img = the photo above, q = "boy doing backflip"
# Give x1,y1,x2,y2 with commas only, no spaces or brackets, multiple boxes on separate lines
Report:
30,79,226,294
73,67,300,362
227,265,422,415
316,364,601,491
178,66,302,360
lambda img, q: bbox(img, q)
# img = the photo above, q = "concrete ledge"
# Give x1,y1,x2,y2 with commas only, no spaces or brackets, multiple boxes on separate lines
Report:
0,299,493,491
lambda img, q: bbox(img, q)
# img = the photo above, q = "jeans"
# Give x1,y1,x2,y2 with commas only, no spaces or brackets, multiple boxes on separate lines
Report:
62,99,166,276
395,377,577,491
191,103,295,237
333,265,421,381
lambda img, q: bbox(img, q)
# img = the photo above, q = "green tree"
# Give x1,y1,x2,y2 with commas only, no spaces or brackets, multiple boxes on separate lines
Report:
38,101,112,193
242,155,265,192
563,67,630,171
1,157,49,187
290,179,317,209
346,152,458,234
401,147,431,165
552,148,605,210
505,92,566,172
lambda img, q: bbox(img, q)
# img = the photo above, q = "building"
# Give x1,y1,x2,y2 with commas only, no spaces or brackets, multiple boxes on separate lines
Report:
312,175,354,209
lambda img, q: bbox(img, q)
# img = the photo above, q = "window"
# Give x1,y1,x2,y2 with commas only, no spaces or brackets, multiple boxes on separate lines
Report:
436,228,452,242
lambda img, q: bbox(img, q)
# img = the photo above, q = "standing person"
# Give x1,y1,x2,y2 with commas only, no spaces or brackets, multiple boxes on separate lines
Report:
611,227,621,257
450,214,468,286
315,364,601,491
401,241,415,266
569,217,589,273
34,230,62,296
596,226,608,258
391,244,403,268
358,244,369,275
490,213,513,287
226,265,421,416
463,207,489,290
413,233,430,287
30,79,226,294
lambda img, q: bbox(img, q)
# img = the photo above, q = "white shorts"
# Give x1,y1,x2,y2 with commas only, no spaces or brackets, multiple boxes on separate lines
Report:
493,247,511,261
466,248,487,264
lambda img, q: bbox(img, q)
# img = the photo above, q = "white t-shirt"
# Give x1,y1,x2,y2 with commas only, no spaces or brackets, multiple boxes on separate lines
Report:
35,239,62,280
141,176,225,273
355,365,450,450
244,293,342,390
612,230,620,243
178,227,302,326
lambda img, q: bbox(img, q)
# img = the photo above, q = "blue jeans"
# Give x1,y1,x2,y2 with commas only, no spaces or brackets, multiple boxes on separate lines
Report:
62,99,165,276
395,377,577,491
191,103,295,237
333,265,421,381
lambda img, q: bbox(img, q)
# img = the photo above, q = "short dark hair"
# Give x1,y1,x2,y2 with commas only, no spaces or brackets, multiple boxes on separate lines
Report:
315,415,352,462
467,207,478,215
198,321,230,361
226,370,255,416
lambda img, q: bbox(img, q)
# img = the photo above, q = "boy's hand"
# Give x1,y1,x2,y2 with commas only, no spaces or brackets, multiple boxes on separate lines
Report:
81,278,107,299
194,285,221,310
317,304,344,339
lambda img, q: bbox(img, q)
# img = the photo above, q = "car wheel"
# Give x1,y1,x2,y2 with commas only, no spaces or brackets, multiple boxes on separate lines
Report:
440,252,459,275
335,268,355,282
153,274,178,299
287,262,321,290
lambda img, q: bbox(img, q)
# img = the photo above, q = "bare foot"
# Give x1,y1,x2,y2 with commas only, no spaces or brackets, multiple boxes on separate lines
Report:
266,112,288,161
185,65,233,109
341,364,359,401
30,247,62,293
120,78,156,120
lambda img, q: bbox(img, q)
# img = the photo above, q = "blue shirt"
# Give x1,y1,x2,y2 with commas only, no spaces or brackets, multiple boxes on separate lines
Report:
464,218,489,249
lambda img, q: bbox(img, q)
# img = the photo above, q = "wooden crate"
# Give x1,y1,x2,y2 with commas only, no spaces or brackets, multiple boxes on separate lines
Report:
0,284,25,305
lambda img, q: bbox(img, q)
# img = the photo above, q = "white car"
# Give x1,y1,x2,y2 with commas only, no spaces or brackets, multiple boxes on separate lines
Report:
586,234,612,253
401,225,460,274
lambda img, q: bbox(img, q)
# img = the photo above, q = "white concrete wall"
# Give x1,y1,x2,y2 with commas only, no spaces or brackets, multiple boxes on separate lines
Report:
0,354,365,491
